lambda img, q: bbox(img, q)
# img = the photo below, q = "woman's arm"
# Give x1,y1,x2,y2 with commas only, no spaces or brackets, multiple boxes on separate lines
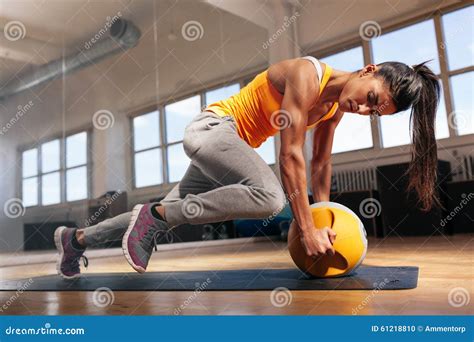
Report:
310,109,343,202
278,60,336,257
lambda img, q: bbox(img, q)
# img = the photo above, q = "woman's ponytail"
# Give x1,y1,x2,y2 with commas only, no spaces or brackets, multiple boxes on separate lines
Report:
403,61,442,212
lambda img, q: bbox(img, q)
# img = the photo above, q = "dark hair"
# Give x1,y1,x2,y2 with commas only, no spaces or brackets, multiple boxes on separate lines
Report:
375,61,442,212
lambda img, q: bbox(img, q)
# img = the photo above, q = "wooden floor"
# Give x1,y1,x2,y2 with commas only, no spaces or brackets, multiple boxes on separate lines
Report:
0,234,472,315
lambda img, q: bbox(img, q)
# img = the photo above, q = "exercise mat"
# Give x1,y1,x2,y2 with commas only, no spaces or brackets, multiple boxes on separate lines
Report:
0,266,418,291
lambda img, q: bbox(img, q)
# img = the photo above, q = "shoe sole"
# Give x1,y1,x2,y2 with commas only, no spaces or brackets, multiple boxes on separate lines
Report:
54,226,81,280
122,204,146,274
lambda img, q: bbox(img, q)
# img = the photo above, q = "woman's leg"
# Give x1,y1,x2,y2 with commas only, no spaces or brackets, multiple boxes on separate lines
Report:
161,111,287,228
77,161,218,248
80,212,132,247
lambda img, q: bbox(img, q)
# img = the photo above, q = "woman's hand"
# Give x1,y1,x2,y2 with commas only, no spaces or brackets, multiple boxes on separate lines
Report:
300,226,336,257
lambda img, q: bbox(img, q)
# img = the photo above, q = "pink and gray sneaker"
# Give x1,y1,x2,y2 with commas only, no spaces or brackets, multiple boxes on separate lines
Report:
122,203,169,273
54,226,88,279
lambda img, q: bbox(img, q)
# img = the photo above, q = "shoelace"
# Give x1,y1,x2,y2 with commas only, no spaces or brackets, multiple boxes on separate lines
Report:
143,228,166,252
81,255,89,268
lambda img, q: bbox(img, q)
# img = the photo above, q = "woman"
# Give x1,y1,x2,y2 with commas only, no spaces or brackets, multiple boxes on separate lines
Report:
54,56,441,279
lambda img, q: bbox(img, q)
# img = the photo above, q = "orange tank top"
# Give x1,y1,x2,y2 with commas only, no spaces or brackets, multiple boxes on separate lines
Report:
205,57,339,148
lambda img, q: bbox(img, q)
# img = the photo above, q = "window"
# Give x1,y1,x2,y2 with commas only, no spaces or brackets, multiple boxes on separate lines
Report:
22,149,38,207
66,132,88,201
450,72,473,136
442,6,474,71
372,19,450,147
320,47,373,153
21,132,89,207
133,111,163,188
41,139,61,205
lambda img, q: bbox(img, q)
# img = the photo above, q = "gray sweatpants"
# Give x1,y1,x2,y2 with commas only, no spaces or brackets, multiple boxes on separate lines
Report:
84,111,286,246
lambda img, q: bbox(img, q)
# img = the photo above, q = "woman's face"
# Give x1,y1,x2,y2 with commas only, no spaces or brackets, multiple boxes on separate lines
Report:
338,64,397,117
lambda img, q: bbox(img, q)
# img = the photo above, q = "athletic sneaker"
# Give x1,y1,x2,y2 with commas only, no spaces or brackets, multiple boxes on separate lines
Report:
122,203,169,273
54,226,88,280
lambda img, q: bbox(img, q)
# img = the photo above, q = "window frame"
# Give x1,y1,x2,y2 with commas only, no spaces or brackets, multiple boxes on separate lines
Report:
19,127,92,208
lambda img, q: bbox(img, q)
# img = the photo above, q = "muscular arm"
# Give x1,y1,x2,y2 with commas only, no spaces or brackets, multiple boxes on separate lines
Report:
310,110,343,202
278,61,319,235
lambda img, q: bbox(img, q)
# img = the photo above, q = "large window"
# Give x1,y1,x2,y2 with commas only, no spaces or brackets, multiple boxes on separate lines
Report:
320,46,373,153
372,19,450,147
133,111,163,188
21,132,89,207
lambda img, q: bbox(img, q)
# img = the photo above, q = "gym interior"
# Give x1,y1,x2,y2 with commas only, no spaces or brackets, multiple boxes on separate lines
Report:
0,0,472,317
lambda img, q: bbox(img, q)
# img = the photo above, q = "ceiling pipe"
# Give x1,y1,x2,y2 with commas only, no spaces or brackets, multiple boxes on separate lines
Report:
0,18,141,101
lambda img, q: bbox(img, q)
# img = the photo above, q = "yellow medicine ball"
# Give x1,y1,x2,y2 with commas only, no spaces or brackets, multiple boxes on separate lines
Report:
288,201,367,278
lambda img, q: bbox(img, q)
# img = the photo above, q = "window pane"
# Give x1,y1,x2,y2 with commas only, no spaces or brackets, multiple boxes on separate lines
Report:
442,6,474,71
321,47,364,72
380,83,449,147
255,137,276,164
321,47,373,153
380,109,411,148
332,115,373,153
41,139,60,173
165,95,201,143
167,143,191,183
22,177,38,207
67,166,88,201
450,72,474,136
42,172,60,205
372,20,440,74
133,111,160,151
66,132,87,168
205,83,240,105
434,86,449,139
135,148,162,188
22,148,37,178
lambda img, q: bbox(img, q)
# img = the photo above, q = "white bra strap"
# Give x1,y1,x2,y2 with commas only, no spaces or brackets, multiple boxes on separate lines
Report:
300,56,323,83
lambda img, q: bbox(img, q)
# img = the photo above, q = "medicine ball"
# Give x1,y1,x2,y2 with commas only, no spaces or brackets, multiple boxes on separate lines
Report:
288,201,367,277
